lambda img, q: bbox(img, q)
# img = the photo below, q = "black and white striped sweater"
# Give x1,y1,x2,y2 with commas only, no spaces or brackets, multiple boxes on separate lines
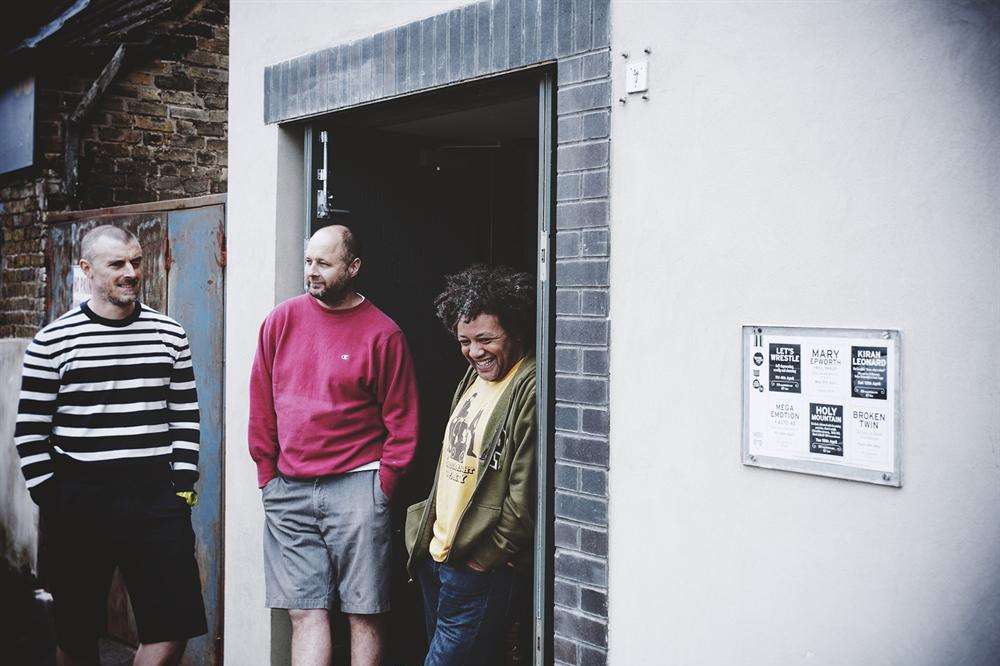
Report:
15,302,200,498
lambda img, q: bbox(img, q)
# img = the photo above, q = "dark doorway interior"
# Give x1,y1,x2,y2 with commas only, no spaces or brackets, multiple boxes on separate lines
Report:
308,71,540,664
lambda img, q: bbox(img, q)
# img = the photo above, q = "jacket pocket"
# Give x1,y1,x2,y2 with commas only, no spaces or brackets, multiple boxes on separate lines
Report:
451,503,502,556
404,499,429,555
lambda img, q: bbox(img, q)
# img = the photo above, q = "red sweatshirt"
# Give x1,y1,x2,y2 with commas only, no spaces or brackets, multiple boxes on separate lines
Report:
248,294,418,497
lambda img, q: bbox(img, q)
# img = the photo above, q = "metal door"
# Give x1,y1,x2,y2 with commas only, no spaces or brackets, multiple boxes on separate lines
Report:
166,205,225,666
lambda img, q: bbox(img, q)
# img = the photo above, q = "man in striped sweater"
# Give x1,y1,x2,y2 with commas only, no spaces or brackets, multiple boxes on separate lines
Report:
15,225,207,666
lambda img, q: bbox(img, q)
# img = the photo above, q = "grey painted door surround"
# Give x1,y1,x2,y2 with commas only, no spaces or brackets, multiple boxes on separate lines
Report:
264,2,612,663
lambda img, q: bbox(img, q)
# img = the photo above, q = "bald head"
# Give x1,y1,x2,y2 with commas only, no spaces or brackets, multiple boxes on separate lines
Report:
310,225,361,262
81,225,140,263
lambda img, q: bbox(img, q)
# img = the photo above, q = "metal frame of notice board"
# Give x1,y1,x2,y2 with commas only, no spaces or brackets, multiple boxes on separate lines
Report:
741,325,902,487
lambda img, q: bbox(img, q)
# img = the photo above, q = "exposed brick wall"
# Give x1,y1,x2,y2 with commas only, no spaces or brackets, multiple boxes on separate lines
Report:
262,1,613,662
0,180,47,338
0,0,228,338
63,0,229,207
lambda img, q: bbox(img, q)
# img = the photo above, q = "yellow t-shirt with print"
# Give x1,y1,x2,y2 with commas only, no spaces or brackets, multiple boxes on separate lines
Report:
429,358,525,563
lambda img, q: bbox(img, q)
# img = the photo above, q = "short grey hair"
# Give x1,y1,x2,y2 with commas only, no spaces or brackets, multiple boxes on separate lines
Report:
80,225,140,262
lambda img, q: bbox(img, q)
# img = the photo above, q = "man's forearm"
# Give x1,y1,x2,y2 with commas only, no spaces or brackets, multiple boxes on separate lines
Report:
248,414,280,487
15,341,60,497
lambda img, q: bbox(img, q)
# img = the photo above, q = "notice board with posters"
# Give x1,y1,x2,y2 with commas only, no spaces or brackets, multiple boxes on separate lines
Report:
741,326,901,487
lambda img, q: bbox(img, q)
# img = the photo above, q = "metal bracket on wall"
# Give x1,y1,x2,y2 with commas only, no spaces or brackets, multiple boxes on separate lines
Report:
317,130,329,218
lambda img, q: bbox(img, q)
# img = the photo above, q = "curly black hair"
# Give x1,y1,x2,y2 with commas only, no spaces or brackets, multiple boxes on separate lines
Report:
434,264,536,348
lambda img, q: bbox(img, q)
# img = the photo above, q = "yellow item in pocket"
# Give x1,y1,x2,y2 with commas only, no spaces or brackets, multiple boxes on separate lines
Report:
176,491,199,508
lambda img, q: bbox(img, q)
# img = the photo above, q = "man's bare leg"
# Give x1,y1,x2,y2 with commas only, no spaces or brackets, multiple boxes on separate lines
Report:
133,641,186,666
347,613,385,666
289,609,332,666
57,646,98,666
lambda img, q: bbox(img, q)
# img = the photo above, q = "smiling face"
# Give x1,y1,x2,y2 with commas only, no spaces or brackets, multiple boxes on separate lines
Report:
304,228,361,308
80,237,143,310
456,313,524,382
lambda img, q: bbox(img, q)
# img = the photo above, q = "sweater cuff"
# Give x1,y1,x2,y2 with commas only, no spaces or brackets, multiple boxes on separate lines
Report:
28,480,58,508
171,469,197,492
378,467,402,501
257,460,278,488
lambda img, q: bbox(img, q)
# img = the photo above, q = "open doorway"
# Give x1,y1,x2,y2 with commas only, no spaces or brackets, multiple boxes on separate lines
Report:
302,69,552,665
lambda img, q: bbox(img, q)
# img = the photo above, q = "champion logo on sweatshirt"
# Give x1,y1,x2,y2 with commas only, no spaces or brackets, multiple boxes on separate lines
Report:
341,354,350,361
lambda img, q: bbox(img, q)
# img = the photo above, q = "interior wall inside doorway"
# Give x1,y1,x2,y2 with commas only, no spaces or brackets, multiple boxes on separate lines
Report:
317,126,538,497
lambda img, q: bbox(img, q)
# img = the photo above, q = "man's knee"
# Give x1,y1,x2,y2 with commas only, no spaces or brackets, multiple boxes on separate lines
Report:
289,608,329,630
346,612,385,636
145,640,186,654
347,612,384,623
56,644,99,666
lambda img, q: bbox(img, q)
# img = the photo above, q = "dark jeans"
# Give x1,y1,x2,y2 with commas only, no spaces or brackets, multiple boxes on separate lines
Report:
416,558,517,666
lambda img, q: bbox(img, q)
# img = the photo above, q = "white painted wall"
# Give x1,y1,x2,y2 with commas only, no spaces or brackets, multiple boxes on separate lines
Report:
608,2,999,665
227,1,472,662
0,340,36,573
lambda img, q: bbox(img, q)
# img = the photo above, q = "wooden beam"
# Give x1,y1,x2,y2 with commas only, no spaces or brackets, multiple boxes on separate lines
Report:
70,44,126,124
64,44,126,202
64,121,80,200
44,193,227,223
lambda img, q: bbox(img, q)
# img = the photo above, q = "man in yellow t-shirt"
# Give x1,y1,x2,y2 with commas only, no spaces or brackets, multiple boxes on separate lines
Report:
405,265,537,666
429,357,525,563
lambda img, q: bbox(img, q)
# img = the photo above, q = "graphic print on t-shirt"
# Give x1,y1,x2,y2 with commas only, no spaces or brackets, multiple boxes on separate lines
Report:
444,395,484,483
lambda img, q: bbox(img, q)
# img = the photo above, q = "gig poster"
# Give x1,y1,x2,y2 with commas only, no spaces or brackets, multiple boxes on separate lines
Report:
769,343,801,393
745,328,898,480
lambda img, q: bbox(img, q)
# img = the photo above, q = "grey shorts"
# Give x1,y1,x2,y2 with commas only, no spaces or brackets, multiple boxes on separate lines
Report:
262,470,391,613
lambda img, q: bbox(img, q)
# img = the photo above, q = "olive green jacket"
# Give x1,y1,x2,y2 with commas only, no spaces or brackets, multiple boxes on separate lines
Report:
405,356,536,574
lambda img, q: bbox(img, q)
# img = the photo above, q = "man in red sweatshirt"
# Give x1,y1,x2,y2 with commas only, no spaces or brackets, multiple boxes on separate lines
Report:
248,224,418,666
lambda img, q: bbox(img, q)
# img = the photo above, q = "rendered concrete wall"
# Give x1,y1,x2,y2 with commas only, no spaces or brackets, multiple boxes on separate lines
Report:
0,339,35,572
227,3,470,663
608,2,999,665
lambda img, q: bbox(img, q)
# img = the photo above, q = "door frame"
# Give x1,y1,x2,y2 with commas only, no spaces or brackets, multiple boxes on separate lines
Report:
300,68,556,664
533,69,556,665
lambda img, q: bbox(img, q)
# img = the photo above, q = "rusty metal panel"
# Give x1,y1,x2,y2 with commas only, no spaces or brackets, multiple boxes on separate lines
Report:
167,204,226,666
46,214,168,324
